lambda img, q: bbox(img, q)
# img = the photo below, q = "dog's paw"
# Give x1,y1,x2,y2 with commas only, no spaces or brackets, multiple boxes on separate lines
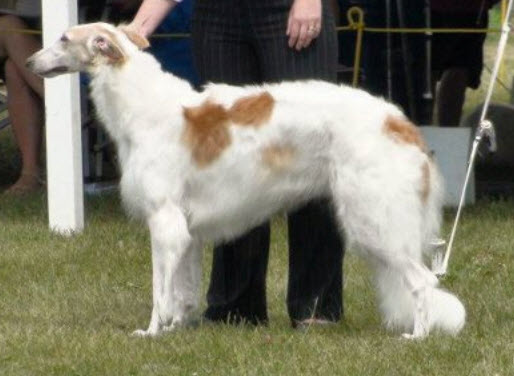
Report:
162,323,177,332
131,328,159,338
162,317,189,332
401,332,425,340
401,325,428,340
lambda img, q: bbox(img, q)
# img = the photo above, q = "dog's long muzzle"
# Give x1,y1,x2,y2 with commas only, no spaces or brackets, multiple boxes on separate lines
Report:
26,50,71,78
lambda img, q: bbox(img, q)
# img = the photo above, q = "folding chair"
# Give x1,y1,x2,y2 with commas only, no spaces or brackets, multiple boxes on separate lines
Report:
0,90,10,131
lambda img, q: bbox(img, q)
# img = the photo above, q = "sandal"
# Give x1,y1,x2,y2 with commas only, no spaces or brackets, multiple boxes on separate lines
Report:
4,172,44,195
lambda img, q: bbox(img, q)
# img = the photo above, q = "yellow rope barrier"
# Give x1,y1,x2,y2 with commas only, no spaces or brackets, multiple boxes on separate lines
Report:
335,6,506,87
1,5,506,39
362,27,501,34
152,33,190,38
0,27,41,35
1,6,507,90
347,7,364,87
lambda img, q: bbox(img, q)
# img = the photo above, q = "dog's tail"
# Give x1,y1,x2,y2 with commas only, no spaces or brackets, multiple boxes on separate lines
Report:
373,160,465,335
375,263,466,336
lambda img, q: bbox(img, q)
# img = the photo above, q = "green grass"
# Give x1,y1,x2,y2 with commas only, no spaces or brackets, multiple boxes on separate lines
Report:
1,190,514,375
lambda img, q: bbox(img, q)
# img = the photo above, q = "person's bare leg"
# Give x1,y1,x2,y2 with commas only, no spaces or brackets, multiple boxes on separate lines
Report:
5,58,43,194
436,68,468,127
0,15,44,96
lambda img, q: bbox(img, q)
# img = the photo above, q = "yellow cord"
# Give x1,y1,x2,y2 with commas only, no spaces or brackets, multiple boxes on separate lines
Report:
2,6,507,90
347,7,365,87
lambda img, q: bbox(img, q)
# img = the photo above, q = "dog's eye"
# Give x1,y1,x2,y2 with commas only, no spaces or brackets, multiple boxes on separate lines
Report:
60,34,69,42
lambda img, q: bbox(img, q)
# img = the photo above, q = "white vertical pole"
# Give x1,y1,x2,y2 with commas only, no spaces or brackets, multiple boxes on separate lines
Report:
42,0,84,234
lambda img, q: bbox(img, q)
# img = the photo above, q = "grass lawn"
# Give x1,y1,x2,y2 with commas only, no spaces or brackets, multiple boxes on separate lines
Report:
1,6,514,375
0,191,513,375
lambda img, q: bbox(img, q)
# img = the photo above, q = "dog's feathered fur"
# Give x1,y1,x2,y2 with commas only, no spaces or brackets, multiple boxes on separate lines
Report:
27,23,465,338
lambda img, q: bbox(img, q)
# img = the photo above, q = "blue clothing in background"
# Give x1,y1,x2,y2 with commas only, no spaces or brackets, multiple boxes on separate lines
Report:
149,0,199,87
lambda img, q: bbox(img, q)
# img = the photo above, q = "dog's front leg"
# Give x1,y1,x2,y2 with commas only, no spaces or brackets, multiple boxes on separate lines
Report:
163,239,202,331
132,204,192,337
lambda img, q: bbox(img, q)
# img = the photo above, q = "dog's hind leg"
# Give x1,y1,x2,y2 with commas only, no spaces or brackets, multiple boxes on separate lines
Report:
397,259,437,339
330,173,437,338
132,203,193,337
370,251,437,339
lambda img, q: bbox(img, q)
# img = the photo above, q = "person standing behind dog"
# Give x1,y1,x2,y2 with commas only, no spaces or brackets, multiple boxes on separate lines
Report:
0,0,43,194
129,0,345,328
431,0,500,126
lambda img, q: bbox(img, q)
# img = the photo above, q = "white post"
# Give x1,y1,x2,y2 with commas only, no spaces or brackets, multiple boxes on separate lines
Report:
42,0,84,234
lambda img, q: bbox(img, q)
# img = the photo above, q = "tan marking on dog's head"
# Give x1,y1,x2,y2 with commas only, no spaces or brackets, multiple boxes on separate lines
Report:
118,25,150,50
383,116,426,151
420,161,430,204
66,23,127,65
229,92,275,126
27,22,144,78
261,144,296,171
96,28,127,65
65,23,108,41
182,101,231,167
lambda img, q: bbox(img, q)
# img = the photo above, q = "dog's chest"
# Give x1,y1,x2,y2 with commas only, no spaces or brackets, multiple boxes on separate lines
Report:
119,164,147,218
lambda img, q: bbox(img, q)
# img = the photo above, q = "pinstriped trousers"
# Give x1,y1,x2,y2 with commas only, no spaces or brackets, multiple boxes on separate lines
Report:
192,0,345,325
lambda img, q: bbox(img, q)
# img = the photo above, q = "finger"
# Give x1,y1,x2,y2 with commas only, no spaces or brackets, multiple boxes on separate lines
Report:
303,26,317,49
286,13,292,36
288,20,300,48
315,19,322,34
296,23,310,50
304,23,321,48
303,35,314,49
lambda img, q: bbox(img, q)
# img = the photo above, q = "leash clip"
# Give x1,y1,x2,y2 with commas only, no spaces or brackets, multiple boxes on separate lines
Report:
476,119,497,153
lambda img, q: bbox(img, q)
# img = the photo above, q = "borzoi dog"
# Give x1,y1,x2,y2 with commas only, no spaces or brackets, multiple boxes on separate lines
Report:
27,23,465,339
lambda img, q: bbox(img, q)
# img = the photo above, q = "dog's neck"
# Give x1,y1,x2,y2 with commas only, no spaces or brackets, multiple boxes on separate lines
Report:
88,50,195,142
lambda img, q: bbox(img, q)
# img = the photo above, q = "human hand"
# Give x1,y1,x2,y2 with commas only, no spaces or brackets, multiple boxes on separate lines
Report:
128,0,178,38
286,0,322,51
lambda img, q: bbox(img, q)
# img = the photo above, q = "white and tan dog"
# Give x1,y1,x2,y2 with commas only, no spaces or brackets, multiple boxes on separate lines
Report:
27,23,465,339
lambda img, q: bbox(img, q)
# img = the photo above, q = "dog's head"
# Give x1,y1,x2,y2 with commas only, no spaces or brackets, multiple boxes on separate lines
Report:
26,22,149,78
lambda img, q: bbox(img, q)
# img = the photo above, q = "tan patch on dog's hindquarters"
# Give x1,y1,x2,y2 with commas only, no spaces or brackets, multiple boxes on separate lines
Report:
229,92,275,126
383,116,426,151
182,101,231,167
420,161,430,204
261,144,296,171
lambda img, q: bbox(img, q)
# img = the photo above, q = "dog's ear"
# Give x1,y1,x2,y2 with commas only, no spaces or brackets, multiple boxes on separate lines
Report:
94,35,125,63
119,25,150,50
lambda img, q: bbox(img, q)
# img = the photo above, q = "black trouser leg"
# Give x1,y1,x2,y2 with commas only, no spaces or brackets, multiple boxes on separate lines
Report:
287,200,344,322
204,224,270,325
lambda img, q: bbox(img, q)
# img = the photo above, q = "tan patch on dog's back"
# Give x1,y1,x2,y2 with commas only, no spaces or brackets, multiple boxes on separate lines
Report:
261,144,296,171
229,92,275,126
383,116,426,151
182,101,231,167
420,161,430,204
